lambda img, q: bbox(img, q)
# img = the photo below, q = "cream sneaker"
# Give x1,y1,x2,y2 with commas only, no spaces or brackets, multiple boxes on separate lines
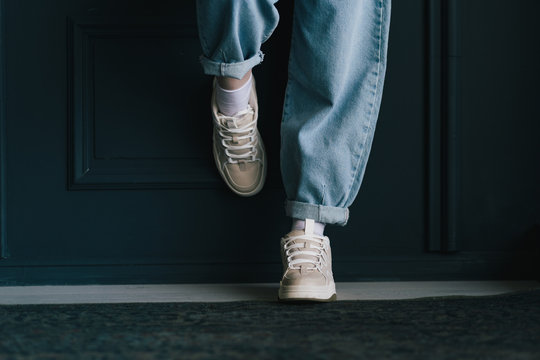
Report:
211,77,266,196
278,219,337,302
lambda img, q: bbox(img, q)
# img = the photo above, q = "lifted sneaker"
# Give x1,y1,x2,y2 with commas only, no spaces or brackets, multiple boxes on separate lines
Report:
278,219,337,302
211,77,266,197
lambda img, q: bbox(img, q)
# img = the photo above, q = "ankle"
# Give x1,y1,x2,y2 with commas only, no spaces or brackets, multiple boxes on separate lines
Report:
217,70,252,90
215,73,253,116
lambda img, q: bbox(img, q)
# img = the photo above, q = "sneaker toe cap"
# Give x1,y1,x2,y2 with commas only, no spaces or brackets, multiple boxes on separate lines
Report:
282,269,328,287
224,162,264,192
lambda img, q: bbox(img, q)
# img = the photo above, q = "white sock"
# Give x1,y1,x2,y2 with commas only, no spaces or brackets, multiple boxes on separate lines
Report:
215,73,252,116
292,218,326,236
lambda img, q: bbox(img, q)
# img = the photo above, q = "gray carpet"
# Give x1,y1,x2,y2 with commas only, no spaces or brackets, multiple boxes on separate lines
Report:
1,289,539,359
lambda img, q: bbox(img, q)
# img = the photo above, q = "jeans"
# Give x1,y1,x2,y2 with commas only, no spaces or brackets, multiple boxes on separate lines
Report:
196,0,392,226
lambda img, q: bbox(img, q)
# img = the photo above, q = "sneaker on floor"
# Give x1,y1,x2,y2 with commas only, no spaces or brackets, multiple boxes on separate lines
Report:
211,77,266,197
278,219,337,302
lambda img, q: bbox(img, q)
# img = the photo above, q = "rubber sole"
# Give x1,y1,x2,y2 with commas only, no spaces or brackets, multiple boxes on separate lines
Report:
277,293,337,303
278,284,337,303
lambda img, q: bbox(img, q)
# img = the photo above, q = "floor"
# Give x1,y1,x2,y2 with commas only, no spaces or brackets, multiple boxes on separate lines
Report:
1,280,539,304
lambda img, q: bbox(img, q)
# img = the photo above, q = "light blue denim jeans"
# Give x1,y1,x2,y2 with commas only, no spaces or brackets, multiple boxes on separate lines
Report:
196,0,392,226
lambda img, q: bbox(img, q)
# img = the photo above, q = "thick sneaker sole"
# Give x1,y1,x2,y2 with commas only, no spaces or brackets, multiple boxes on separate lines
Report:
212,132,267,197
278,283,337,303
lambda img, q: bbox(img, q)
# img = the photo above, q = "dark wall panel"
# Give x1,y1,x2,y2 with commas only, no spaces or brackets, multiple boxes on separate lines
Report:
460,0,540,253
0,0,538,284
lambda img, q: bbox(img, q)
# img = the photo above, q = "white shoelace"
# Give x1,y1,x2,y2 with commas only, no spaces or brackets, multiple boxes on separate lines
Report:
215,105,258,164
283,234,329,272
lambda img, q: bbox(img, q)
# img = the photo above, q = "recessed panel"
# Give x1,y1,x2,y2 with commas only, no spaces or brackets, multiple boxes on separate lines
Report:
69,18,218,189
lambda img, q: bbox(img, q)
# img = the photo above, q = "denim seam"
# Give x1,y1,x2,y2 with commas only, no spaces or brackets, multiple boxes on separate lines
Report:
261,30,273,44
320,183,326,206
261,1,279,43
343,0,385,206
220,49,228,66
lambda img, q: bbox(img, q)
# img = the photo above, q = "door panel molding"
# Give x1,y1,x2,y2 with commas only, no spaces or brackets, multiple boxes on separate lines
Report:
427,0,462,253
0,0,7,259
67,16,221,190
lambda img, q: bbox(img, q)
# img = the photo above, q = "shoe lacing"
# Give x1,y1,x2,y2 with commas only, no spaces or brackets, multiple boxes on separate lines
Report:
215,105,258,164
283,234,329,272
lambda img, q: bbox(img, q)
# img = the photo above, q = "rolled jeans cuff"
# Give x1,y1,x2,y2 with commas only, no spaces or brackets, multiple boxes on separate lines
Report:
198,50,265,80
284,200,350,226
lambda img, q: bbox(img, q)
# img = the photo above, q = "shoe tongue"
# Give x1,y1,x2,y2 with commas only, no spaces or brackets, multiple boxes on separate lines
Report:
219,108,253,128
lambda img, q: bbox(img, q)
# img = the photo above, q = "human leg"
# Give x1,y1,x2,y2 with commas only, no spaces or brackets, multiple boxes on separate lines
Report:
281,0,392,225
215,71,253,116
196,0,279,79
196,0,280,196
278,0,392,301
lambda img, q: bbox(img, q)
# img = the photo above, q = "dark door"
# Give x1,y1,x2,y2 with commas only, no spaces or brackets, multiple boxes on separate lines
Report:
0,0,538,285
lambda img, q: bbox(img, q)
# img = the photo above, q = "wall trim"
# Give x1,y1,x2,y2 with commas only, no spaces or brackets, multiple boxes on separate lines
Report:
0,250,537,285
427,0,462,253
0,0,8,260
